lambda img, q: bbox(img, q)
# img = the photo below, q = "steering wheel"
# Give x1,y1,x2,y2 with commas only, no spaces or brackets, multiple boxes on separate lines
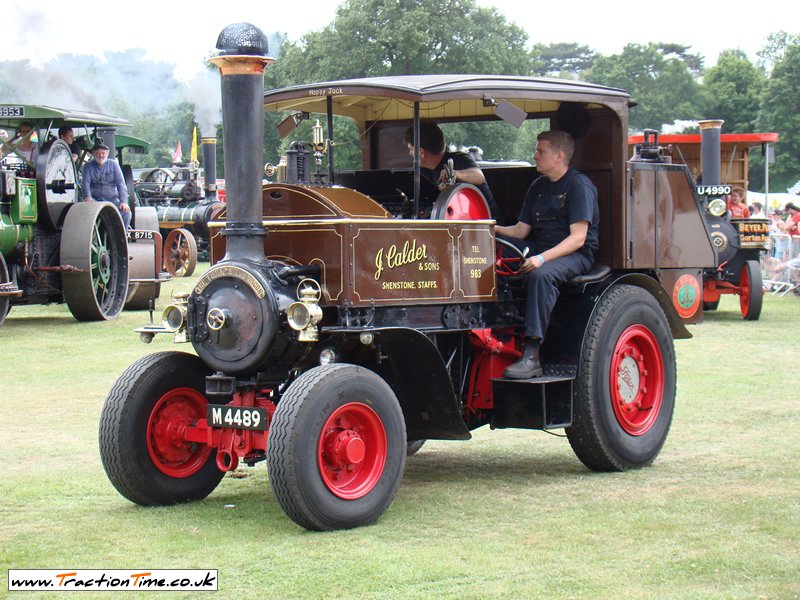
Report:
496,237,528,277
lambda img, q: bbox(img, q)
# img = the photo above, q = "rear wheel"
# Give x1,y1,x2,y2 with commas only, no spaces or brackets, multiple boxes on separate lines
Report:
740,260,763,321
99,352,223,505
567,284,676,471
60,202,129,321
268,364,406,530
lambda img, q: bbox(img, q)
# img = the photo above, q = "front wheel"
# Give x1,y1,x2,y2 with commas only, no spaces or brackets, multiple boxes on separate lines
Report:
740,260,763,320
567,284,676,471
268,364,407,531
99,351,224,505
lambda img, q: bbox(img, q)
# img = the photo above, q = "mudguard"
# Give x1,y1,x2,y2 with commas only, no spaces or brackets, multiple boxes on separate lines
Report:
370,327,471,441
544,271,691,367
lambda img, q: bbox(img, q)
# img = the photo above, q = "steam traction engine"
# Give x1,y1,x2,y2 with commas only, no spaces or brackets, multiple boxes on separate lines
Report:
134,138,224,276
0,107,163,324
630,125,775,320
99,24,717,530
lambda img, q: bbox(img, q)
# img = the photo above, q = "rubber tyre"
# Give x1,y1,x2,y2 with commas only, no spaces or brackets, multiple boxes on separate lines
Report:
99,351,224,505
0,254,10,326
567,284,676,471
268,364,407,531
740,260,763,321
702,299,719,311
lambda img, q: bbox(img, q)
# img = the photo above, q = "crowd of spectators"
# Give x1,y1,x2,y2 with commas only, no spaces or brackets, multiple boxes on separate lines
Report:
760,199,800,295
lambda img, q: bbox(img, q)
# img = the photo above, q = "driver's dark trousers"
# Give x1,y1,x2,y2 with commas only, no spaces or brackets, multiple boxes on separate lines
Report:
524,252,592,340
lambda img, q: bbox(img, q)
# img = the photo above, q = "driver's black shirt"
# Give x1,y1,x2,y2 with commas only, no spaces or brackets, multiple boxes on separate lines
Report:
518,167,599,260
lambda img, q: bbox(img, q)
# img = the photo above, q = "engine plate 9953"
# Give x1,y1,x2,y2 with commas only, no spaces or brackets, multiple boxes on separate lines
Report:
207,405,268,431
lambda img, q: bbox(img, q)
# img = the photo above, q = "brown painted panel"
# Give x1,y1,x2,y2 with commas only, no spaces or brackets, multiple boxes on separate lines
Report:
350,223,495,305
212,218,496,307
264,226,345,304
656,170,716,268
630,168,656,268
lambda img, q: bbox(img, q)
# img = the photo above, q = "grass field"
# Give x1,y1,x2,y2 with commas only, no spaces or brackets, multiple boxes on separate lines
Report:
1,270,798,599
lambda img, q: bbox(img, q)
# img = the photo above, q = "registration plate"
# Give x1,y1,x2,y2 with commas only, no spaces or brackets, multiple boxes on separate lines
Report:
0,106,25,117
207,405,267,431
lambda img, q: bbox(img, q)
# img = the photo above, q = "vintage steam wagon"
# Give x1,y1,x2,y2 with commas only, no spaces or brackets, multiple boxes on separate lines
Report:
630,127,777,320
0,106,163,325
100,24,717,530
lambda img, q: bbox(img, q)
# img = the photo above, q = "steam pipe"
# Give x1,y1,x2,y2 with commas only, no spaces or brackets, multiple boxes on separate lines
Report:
201,137,217,201
699,119,724,186
209,23,274,261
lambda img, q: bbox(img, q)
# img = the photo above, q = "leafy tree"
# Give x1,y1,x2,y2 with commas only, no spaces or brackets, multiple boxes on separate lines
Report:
281,0,532,81
704,50,765,133
756,31,800,75
756,40,800,192
531,43,598,77
588,43,705,132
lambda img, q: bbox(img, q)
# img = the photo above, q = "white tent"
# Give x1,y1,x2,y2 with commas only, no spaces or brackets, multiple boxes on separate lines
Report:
746,191,799,212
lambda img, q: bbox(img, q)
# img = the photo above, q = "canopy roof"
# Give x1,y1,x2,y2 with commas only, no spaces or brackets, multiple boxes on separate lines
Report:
263,74,630,126
115,134,150,153
628,132,780,147
0,104,130,129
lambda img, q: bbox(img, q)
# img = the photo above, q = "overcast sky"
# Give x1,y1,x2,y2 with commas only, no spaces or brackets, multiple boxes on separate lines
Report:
7,0,792,81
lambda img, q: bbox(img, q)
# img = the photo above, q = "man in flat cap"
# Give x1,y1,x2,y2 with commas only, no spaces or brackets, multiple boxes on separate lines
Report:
82,140,131,228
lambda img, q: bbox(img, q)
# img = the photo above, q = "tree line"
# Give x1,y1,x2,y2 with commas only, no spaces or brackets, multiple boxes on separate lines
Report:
1,0,797,192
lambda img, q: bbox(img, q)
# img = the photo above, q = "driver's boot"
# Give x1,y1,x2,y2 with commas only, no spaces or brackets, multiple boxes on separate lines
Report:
504,339,544,379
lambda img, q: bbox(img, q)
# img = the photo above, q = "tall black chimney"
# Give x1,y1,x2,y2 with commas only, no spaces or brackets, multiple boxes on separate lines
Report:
699,119,724,186
209,23,273,261
201,136,217,201
96,127,117,157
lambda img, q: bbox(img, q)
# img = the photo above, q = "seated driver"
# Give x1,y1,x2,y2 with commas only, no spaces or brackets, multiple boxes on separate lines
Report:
495,130,599,379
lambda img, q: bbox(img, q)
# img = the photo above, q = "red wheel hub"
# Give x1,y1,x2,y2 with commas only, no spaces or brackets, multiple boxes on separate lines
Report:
147,387,211,477
609,325,664,436
442,188,491,220
318,402,387,500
